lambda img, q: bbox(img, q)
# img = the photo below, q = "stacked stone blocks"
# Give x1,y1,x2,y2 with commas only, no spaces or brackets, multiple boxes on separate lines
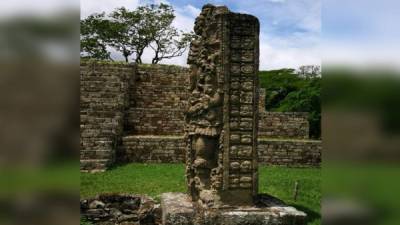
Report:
80,61,135,172
125,65,189,135
80,62,321,171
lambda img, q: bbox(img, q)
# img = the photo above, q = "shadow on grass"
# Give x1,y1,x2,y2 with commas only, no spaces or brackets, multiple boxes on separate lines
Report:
291,203,320,225
107,162,124,170
107,160,141,171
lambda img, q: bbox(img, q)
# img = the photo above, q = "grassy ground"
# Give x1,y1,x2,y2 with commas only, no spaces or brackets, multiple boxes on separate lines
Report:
81,163,320,225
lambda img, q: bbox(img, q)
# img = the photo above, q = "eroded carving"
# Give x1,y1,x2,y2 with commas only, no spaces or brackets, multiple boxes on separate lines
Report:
185,4,259,207
185,4,227,207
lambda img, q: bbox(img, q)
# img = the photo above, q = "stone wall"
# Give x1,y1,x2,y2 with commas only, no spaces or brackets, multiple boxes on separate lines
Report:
258,112,309,139
80,61,135,172
124,65,189,135
118,135,185,163
258,88,266,112
80,61,321,171
258,139,321,167
117,136,321,167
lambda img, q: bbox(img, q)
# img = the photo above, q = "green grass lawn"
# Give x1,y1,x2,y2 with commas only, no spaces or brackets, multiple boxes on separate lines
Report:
81,163,320,225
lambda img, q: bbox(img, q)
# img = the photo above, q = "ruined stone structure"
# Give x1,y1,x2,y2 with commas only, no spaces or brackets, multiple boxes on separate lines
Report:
80,19,320,174
125,65,189,135
80,62,321,172
81,194,161,224
80,62,135,172
79,3,318,224
184,5,259,206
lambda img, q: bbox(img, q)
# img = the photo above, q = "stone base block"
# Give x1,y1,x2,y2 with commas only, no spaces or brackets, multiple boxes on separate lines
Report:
161,192,306,225
161,192,196,225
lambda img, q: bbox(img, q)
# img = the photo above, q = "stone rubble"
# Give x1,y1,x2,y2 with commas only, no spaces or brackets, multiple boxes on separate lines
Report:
80,194,161,225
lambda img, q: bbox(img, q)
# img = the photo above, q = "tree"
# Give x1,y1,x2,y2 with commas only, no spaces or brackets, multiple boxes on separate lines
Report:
134,3,175,64
259,66,321,139
298,65,321,78
259,68,303,111
80,3,191,63
150,29,193,64
107,7,142,63
277,78,321,138
80,13,111,60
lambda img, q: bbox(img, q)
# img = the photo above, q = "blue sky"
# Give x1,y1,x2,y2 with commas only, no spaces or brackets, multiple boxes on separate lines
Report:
80,0,321,70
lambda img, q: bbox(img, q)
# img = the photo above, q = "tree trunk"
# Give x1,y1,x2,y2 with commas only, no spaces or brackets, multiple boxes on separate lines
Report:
123,49,129,63
152,54,159,64
152,44,160,64
136,49,144,64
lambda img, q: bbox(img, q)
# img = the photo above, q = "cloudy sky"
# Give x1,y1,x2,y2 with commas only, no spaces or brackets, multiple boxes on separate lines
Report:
81,0,321,70
2,0,399,70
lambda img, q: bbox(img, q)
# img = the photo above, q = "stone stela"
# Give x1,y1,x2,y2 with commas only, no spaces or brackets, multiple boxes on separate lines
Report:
161,4,307,225
185,4,260,207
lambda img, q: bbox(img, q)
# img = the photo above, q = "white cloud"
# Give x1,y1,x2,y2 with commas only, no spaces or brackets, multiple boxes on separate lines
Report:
173,5,197,32
230,0,320,69
260,33,320,70
298,1,321,33
183,5,201,18
238,10,250,14
80,0,139,19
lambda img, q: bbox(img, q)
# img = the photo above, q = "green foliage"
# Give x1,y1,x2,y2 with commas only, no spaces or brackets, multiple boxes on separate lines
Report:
80,13,112,60
80,4,192,63
259,66,321,138
150,27,194,64
80,163,321,225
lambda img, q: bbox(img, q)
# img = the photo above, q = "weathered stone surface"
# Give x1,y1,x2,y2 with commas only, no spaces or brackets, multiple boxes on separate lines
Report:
118,135,186,163
161,193,195,225
117,135,320,167
258,139,321,167
161,193,306,225
125,64,189,135
217,207,306,225
80,61,136,172
185,4,260,207
258,112,309,139
81,193,161,225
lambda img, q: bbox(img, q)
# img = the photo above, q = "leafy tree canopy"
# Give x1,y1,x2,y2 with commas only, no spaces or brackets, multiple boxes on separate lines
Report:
259,65,321,139
80,4,193,63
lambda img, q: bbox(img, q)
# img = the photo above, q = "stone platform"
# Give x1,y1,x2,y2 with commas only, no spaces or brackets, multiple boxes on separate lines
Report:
161,192,306,225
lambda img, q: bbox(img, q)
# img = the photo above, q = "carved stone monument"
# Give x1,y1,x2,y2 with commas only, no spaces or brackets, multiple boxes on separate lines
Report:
185,4,259,207
161,4,306,225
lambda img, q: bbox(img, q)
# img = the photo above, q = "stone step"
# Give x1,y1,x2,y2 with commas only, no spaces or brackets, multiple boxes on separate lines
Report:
80,150,114,160
80,159,111,172
122,135,184,141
